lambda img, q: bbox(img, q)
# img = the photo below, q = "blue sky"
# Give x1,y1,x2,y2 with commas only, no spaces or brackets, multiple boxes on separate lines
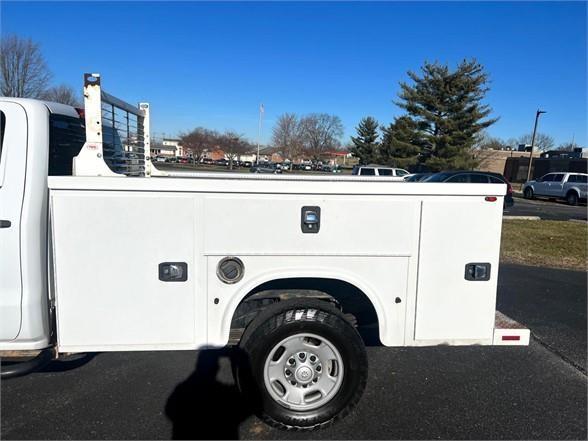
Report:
2,1,586,146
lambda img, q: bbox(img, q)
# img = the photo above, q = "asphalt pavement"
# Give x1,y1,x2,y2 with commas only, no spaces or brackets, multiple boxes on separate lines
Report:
1,264,586,440
505,196,587,221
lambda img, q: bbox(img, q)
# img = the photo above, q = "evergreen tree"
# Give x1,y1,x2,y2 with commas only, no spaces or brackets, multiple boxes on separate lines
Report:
396,59,498,171
379,116,422,169
350,116,379,164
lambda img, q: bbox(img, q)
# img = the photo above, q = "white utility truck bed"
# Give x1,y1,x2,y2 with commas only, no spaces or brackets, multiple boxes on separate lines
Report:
0,73,529,430
47,174,522,352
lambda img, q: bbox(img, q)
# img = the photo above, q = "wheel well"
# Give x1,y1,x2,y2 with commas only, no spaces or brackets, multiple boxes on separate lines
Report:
566,189,579,197
230,277,381,346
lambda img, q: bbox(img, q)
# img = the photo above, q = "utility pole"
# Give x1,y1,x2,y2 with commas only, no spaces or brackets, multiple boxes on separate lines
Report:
526,109,546,182
257,103,264,164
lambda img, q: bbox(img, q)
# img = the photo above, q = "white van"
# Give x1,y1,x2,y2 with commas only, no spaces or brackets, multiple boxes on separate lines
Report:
352,165,409,180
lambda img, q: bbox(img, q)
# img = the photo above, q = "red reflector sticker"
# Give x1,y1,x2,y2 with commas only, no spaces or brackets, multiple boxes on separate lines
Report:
485,196,497,202
502,335,520,341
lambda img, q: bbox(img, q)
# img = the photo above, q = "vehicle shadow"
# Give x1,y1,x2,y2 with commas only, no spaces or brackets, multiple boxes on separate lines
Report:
41,352,100,372
165,348,252,440
1,352,100,375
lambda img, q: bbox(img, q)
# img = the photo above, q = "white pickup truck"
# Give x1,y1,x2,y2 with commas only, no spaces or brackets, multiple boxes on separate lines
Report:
0,74,529,430
523,172,588,205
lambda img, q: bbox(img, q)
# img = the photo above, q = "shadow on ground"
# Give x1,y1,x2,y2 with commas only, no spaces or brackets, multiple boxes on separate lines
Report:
165,348,252,440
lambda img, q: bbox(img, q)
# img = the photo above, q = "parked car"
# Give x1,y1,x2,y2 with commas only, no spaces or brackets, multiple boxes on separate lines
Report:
522,172,588,205
250,163,282,174
352,165,409,180
403,173,433,182
423,171,514,207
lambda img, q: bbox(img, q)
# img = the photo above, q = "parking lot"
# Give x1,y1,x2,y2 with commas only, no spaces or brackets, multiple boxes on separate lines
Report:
506,196,587,221
1,263,585,440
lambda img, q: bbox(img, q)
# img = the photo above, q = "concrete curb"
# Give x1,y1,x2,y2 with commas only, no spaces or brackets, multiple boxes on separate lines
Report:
503,215,541,220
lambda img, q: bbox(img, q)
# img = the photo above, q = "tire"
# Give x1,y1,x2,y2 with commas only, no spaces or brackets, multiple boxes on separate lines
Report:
524,187,534,199
566,191,579,206
234,298,368,430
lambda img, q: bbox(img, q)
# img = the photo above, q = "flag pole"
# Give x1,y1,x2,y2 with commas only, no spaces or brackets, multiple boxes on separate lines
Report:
257,103,264,164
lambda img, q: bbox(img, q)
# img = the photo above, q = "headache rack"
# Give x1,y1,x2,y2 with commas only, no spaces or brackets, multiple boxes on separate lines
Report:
73,73,164,177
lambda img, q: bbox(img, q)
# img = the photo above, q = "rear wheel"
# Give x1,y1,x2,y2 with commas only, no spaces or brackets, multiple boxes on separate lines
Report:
566,191,579,206
234,299,367,430
524,187,534,199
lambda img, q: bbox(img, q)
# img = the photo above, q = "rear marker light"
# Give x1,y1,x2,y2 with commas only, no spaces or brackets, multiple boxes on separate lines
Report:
502,335,520,341
485,196,497,202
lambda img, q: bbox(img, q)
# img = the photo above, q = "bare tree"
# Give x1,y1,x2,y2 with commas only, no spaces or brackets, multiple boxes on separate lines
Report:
40,84,80,106
299,113,344,160
179,127,218,163
556,142,577,152
474,131,506,150
220,131,250,170
0,35,52,98
271,113,304,160
517,133,555,152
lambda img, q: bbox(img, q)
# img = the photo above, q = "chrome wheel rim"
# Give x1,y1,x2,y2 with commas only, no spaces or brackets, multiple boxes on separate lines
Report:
263,333,344,411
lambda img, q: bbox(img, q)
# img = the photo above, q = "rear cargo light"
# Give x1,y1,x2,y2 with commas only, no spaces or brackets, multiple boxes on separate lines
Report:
501,335,521,341
485,196,497,202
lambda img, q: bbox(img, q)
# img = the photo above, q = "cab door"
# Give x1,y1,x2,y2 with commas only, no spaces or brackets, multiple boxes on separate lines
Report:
547,173,565,197
0,101,28,340
534,174,553,196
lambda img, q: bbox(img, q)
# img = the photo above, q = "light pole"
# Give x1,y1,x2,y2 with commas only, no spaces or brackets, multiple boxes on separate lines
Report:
526,109,546,182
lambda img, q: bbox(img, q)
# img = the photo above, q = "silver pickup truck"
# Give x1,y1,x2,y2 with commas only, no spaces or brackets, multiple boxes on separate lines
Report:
523,172,588,205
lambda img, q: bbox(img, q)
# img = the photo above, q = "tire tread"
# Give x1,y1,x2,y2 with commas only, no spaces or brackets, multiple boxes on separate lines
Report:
237,299,367,431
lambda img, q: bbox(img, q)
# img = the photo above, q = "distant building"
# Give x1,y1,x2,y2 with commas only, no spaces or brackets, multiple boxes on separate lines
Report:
474,149,540,177
323,150,353,165
540,148,584,159
202,148,226,161
258,146,283,163
240,152,258,163
163,138,183,157
150,144,176,158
